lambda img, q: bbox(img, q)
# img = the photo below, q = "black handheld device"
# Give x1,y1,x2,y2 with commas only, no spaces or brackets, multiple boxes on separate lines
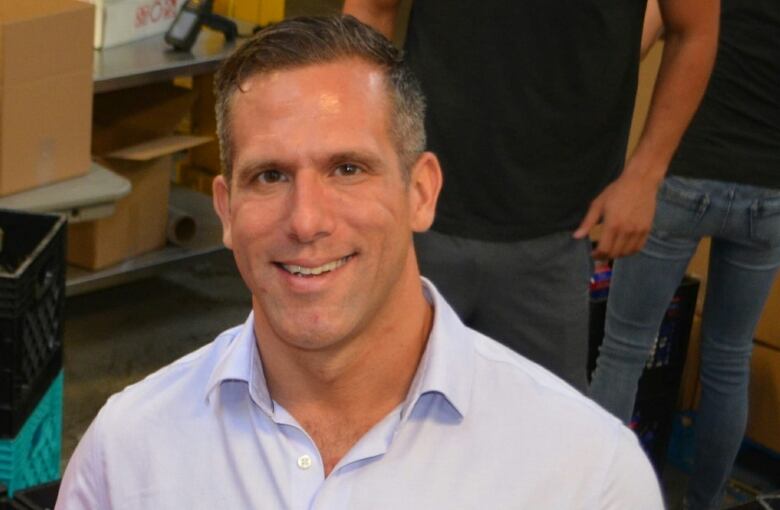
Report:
165,0,238,52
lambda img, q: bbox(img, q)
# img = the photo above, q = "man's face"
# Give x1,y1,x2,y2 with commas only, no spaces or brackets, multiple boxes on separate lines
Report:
213,58,440,353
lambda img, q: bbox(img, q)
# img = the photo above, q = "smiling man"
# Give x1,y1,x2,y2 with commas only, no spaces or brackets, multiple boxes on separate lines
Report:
56,16,663,509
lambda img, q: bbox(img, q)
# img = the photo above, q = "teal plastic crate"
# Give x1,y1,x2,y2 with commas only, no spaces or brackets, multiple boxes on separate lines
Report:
0,372,61,496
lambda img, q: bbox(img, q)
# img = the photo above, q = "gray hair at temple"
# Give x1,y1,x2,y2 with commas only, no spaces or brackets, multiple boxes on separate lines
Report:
214,15,427,184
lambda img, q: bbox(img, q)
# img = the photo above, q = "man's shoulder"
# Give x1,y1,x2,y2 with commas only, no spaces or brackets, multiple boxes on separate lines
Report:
468,330,624,435
437,329,663,507
470,331,582,394
96,323,245,428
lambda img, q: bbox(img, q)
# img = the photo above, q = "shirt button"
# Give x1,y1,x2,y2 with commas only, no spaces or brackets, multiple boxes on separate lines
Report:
297,454,313,470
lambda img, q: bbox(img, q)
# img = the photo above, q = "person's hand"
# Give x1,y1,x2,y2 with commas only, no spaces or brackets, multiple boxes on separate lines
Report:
573,170,661,259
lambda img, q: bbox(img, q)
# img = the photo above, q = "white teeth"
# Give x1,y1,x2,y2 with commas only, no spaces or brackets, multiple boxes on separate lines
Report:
282,256,350,276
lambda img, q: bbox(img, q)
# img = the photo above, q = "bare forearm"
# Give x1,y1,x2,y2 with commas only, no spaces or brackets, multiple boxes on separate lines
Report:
576,0,719,257
627,1,719,185
640,0,663,58
343,0,401,39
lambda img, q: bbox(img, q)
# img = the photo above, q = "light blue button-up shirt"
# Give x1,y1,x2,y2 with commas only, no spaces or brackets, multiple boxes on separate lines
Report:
57,280,663,509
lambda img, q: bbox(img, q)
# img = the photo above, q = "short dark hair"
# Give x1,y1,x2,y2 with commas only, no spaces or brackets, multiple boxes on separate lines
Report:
214,15,426,183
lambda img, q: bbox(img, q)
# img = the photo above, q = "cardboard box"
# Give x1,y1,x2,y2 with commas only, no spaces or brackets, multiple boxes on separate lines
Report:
685,238,711,316
68,83,209,269
67,138,208,269
755,280,780,350
0,0,93,196
175,164,216,195
88,0,181,49
746,342,780,453
92,82,197,155
187,73,222,176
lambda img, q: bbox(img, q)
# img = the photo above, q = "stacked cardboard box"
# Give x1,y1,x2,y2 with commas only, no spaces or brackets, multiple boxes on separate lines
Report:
0,0,93,197
183,73,223,184
68,82,210,270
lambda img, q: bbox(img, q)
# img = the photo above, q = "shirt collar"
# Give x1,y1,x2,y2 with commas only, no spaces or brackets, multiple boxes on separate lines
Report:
204,278,475,421
400,278,474,421
204,312,274,415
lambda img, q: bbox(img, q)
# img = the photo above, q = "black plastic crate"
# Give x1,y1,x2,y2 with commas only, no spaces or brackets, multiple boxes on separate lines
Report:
0,500,25,510
629,394,678,474
588,276,700,400
637,278,699,397
12,480,59,510
0,483,25,510
0,210,66,438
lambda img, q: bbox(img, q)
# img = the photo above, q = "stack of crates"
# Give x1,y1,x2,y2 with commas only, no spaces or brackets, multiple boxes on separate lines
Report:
7,480,60,509
0,482,9,509
0,210,66,496
588,262,700,473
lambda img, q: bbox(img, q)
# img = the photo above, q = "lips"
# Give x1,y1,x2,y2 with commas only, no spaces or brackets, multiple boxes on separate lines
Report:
277,254,354,277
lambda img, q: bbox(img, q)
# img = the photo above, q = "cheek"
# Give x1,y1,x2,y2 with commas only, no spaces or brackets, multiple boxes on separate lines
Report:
229,203,280,253
338,182,410,226
233,196,279,227
343,195,411,249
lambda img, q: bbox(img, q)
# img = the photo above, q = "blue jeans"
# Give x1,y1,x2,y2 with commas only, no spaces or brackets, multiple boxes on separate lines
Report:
589,176,780,510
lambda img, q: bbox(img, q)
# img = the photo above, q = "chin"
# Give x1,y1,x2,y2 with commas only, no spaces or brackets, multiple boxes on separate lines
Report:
253,293,367,352
268,316,353,351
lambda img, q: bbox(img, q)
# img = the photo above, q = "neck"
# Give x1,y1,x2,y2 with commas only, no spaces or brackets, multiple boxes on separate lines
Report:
259,282,432,415
254,266,433,475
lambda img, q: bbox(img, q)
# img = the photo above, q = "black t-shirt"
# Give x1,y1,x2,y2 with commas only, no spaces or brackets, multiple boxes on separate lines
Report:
669,0,780,189
404,0,647,241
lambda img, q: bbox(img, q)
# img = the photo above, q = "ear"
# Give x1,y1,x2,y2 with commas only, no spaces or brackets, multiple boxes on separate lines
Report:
408,151,443,232
212,175,234,249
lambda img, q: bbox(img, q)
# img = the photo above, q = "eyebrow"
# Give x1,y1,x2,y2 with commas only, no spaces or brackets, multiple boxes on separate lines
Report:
236,150,387,180
325,151,385,170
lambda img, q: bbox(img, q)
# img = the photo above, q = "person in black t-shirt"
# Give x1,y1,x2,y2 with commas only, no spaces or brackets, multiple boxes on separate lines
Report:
591,1,780,507
344,0,718,391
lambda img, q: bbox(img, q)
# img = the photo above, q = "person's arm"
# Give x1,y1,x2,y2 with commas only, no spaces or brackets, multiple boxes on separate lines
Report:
574,0,719,259
640,0,664,58
343,0,402,39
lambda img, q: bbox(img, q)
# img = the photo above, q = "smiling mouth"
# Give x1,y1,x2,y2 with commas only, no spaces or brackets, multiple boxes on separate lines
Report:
277,254,354,277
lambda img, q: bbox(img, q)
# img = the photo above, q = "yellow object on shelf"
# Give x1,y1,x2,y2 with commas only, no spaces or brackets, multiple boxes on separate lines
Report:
213,0,285,25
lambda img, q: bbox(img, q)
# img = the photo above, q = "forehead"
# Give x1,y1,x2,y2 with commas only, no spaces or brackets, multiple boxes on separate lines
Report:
228,58,396,167
231,58,390,127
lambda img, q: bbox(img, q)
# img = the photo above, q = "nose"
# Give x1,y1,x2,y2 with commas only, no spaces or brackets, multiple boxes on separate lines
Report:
286,172,335,243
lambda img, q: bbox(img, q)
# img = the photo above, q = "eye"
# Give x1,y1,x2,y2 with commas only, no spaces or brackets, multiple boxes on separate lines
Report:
334,163,363,177
257,169,287,184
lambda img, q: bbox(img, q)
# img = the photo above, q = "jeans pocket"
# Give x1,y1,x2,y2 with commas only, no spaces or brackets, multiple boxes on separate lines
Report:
652,178,709,238
750,196,780,247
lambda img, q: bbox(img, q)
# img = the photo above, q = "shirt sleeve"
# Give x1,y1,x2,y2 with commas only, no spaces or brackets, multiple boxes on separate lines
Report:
55,413,110,510
598,427,665,509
